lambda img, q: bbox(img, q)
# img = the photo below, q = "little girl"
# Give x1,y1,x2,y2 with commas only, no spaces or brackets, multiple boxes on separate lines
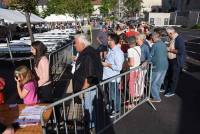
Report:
14,65,38,105
0,77,5,104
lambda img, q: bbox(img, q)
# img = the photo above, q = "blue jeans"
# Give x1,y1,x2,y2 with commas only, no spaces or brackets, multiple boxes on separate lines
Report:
83,89,96,128
151,70,167,100
108,82,120,112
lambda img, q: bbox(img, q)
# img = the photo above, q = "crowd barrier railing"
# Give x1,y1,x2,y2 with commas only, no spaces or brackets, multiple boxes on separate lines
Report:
40,63,156,134
48,42,73,82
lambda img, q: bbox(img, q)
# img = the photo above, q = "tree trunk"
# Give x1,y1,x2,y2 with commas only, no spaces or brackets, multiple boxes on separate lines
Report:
25,12,34,43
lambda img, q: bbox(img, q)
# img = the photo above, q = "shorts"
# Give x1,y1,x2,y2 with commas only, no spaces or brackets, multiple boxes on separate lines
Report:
97,44,108,52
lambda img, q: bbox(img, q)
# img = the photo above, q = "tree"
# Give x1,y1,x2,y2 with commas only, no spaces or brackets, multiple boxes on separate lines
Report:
124,0,143,16
42,0,66,18
9,0,39,42
99,0,117,17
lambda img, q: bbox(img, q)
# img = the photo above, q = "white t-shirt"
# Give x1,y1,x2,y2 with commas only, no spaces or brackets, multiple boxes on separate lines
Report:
127,46,141,69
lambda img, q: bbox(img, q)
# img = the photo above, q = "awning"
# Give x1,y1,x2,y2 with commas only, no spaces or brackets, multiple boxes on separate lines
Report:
0,8,45,24
44,14,87,22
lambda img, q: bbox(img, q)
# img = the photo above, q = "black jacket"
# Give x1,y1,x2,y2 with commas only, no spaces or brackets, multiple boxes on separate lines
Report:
73,46,103,93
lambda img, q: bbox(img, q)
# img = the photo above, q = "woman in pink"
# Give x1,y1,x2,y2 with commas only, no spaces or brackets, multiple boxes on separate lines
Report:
14,65,38,105
31,41,53,103
127,36,141,107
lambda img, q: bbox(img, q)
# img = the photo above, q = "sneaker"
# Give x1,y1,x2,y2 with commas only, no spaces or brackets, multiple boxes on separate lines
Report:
150,98,161,103
164,92,175,97
109,111,120,118
160,89,165,93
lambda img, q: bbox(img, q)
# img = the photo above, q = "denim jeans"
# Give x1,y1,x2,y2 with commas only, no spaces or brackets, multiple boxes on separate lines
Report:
151,70,167,100
108,82,120,112
83,89,96,128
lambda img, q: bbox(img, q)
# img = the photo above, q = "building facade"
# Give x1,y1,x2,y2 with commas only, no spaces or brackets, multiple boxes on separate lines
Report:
142,0,162,12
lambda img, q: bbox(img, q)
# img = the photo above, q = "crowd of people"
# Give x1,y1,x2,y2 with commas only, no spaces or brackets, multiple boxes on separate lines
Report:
72,21,185,132
0,20,185,133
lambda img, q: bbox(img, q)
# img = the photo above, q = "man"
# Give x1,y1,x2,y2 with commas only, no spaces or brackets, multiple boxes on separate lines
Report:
164,27,185,97
102,33,124,117
125,25,138,38
136,34,150,64
150,32,168,102
96,25,108,60
72,34,103,131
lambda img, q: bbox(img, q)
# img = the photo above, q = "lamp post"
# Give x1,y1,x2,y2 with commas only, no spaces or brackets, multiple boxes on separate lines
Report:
118,0,121,18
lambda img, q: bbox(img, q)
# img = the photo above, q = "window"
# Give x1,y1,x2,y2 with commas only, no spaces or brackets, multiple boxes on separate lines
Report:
150,18,154,25
164,18,169,25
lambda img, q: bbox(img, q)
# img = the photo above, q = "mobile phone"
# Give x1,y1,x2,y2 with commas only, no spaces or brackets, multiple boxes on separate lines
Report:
15,76,19,80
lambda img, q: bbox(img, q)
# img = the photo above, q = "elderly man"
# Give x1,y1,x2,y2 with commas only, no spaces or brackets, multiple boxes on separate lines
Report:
150,32,168,102
72,34,103,131
136,34,150,64
102,33,124,117
164,27,185,97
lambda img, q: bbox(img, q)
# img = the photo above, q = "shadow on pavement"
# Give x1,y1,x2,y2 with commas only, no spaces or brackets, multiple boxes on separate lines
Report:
176,72,200,134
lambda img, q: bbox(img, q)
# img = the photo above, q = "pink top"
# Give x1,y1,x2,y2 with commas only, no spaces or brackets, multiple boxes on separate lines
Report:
23,81,38,105
35,56,50,87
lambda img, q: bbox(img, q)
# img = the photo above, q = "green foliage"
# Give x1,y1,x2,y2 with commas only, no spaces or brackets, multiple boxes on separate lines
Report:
124,0,143,15
191,23,200,29
9,0,38,14
43,0,94,18
99,0,117,17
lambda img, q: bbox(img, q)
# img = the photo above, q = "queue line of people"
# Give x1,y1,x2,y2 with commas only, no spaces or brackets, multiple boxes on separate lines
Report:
71,22,185,132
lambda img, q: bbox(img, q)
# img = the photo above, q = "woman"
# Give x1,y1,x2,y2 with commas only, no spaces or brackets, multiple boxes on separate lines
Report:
127,36,141,108
31,41,53,103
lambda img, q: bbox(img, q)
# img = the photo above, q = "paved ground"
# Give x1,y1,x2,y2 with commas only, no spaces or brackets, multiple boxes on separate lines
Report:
103,70,200,134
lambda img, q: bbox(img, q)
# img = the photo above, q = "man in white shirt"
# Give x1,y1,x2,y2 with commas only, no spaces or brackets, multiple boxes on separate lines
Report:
102,33,124,117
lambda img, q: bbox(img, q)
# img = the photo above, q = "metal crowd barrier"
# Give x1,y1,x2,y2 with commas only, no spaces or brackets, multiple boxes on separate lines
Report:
40,63,156,134
48,42,73,82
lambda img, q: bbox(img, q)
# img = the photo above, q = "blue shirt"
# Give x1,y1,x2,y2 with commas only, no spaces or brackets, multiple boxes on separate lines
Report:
175,35,185,67
141,43,150,63
150,40,168,72
103,46,124,81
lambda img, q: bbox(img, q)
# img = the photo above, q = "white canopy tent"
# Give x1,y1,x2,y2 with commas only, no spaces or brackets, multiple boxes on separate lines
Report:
44,14,87,22
0,8,45,24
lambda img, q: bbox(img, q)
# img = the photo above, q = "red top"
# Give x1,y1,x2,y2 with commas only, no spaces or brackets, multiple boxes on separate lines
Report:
126,31,138,38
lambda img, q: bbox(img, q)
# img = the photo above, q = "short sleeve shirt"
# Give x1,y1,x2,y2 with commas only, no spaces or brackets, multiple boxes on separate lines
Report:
97,31,108,45
127,46,141,69
23,81,38,105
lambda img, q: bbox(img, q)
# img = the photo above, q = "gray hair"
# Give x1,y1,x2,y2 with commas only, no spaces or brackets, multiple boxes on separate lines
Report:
75,34,91,47
151,32,160,41
166,27,176,34
136,34,146,41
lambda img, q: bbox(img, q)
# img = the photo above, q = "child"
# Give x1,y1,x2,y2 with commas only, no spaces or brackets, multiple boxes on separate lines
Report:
0,77,5,104
14,65,38,105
